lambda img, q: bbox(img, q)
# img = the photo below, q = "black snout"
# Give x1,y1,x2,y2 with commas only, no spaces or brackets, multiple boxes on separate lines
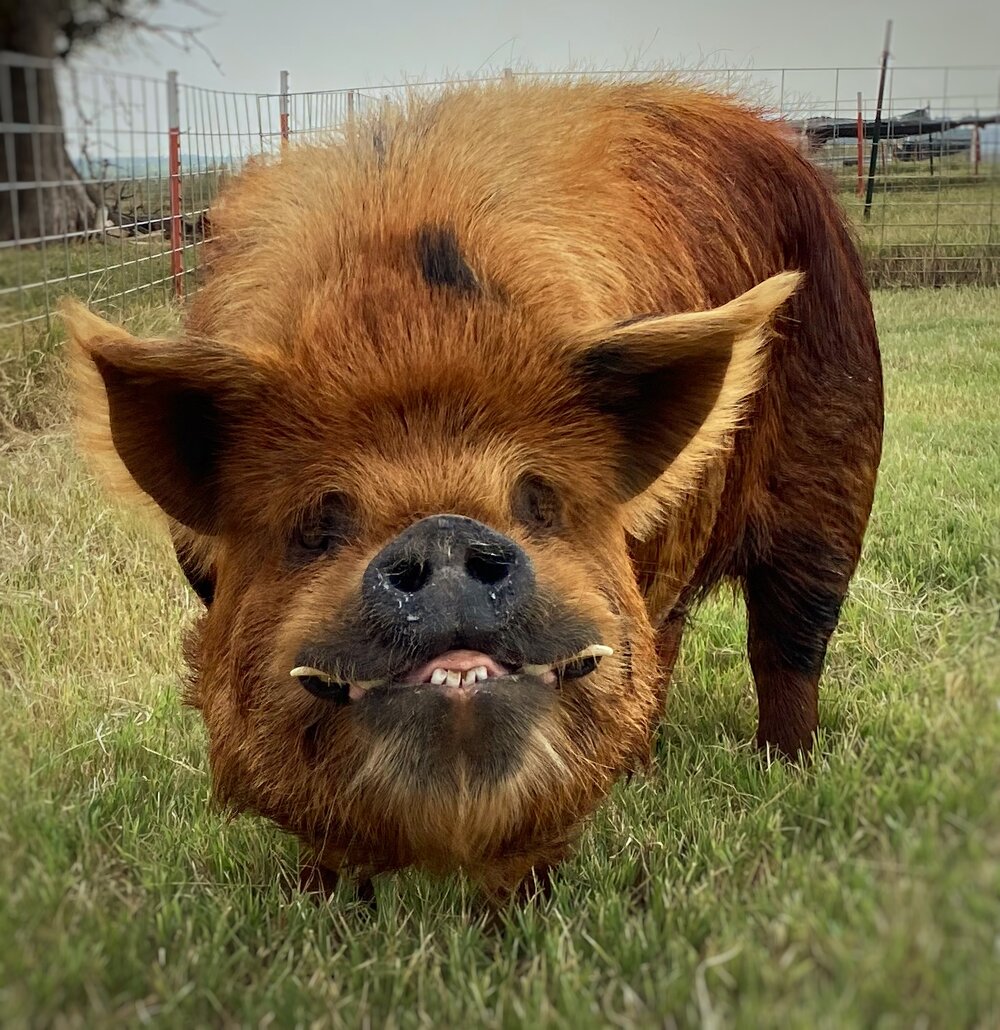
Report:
362,515,534,651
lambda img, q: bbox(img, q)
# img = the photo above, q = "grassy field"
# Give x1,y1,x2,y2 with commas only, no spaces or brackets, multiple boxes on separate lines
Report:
1,287,998,1027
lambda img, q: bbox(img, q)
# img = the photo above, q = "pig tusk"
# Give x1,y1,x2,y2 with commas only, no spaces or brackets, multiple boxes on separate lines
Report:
290,665,334,682
519,663,553,677
291,666,381,694
577,644,614,660
520,643,614,677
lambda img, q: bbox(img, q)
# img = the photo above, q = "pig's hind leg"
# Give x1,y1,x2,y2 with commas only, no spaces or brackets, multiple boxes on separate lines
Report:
741,524,858,757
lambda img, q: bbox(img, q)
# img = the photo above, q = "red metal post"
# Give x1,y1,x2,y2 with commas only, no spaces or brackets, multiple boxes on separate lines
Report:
167,70,184,300
280,70,290,146
856,92,864,196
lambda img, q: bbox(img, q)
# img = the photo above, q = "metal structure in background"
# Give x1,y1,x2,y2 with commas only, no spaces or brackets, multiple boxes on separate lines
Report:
1,51,999,339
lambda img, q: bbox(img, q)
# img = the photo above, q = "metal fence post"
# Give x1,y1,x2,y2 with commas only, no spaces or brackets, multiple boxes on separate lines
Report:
863,20,893,222
167,69,184,300
280,70,290,146
856,93,864,196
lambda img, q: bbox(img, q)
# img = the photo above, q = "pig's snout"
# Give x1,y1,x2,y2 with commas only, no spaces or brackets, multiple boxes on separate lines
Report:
361,514,534,644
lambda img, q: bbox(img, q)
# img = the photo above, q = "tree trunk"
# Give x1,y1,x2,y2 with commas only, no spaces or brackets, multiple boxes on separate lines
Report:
1,3,100,243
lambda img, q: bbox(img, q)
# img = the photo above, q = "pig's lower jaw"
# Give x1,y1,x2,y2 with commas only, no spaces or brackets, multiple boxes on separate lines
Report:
325,712,589,874
347,673,560,794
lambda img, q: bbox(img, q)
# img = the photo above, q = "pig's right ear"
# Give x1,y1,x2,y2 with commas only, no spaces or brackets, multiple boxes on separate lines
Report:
568,272,802,536
63,300,262,535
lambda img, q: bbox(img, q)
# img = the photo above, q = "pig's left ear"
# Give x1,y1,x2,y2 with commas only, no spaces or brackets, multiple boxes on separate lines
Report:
62,299,265,536
570,271,802,524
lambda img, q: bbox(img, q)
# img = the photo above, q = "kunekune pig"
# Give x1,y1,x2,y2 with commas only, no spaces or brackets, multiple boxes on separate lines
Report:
66,79,883,899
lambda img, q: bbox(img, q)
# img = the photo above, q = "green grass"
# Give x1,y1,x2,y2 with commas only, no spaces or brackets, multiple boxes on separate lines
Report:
1,289,999,1027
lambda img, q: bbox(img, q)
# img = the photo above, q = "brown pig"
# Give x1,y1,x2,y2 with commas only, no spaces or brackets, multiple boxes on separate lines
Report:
65,79,883,898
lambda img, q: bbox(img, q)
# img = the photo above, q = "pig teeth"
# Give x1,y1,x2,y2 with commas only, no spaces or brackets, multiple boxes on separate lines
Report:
429,666,492,686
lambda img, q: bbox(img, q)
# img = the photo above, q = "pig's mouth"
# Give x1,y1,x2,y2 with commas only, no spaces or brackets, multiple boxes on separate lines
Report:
290,644,613,703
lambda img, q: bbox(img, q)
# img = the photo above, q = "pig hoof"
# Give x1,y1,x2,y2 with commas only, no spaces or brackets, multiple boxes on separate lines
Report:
298,861,340,899
356,877,377,911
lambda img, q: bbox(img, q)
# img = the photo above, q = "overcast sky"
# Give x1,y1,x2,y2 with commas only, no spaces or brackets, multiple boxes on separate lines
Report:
62,0,992,132
84,0,999,120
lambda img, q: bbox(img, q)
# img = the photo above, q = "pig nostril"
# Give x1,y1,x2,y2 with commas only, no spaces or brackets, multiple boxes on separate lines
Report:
465,547,513,586
386,555,431,593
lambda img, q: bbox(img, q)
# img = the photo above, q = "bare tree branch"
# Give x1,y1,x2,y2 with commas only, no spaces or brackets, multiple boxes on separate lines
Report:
56,1,222,74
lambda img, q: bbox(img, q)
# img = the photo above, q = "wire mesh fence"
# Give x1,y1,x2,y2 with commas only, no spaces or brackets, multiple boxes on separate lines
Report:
2,51,998,342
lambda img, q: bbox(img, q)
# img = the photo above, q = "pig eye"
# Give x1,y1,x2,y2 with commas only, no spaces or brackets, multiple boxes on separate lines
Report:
512,474,562,534
291,491,356,559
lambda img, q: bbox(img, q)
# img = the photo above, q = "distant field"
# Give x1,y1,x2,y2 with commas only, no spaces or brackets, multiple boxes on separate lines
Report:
841,177,1000,286
1,288,997,1026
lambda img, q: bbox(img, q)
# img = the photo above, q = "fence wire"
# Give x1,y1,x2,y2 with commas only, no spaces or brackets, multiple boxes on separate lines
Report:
1,52,998,341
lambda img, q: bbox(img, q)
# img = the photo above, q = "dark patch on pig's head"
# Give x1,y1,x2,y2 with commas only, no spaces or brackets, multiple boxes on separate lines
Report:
416,225,479,293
